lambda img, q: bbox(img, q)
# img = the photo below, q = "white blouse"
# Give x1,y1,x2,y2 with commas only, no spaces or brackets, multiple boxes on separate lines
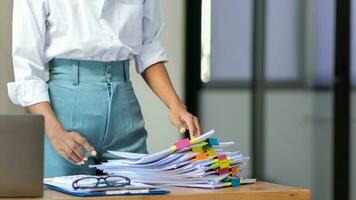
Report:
7,0,168,107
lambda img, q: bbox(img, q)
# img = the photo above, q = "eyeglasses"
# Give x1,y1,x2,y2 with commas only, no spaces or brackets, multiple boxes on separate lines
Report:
72,175,131,190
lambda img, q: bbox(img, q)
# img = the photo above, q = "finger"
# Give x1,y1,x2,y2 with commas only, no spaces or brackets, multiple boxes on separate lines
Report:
63,141,83,164
170,114,187,134
59,150,78,165
73,145,87,161
182,115,196,138
177,121,187,134
72,133,97,157
193,117,202,137
179,126,187,134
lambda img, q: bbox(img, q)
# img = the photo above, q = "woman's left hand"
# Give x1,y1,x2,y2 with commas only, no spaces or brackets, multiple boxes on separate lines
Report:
169,104,201,138
141,63,201,138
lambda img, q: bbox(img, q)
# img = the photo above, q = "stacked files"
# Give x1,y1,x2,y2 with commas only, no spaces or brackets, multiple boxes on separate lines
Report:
91,130,255,189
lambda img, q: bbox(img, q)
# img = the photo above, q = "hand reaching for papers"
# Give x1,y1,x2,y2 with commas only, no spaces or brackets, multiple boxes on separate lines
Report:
27,102,97,166
169,105,201,138
141,62,201,138
49,131,97,165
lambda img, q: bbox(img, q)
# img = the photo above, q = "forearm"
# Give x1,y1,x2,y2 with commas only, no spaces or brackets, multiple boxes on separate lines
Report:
142,62,185,110
142,62,201,137
27,102,65,139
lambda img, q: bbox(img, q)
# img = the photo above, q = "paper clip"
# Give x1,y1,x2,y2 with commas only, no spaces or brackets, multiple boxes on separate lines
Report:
231,166,238,176
170,145,177,152
192,146,204,153
195,153,209,160
231,177,241,187
217,154,227,161
190,137,198,144
225,182,232,187
219,160,230,169
218,168,229,175
174,138,191,151
207,138,219,146
207,148,217,156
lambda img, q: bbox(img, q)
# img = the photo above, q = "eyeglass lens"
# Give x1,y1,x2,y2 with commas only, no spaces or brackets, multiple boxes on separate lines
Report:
105,176,129,186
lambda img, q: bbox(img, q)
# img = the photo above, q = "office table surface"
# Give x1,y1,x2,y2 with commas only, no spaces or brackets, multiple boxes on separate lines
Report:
15,181,310,200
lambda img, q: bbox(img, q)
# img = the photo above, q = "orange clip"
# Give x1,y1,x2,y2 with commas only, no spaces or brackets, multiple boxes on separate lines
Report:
195,153,208,160
231,166,238,176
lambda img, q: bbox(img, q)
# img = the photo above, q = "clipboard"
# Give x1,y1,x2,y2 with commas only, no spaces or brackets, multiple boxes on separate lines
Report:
44,184,170,197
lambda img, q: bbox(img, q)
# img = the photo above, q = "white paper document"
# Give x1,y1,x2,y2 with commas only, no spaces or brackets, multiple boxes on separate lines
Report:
90,130,255,189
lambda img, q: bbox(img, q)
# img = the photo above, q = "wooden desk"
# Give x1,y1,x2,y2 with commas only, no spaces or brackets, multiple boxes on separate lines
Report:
16,182,310,200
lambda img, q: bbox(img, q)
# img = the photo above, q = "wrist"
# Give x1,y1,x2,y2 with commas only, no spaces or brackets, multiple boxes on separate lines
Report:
169,101,187,112
46,123,66,140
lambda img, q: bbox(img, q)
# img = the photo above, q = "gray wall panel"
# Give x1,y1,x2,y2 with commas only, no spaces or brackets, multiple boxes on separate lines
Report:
210,0,253,81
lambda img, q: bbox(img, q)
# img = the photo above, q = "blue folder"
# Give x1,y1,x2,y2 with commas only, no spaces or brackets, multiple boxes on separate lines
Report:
44,184,170,197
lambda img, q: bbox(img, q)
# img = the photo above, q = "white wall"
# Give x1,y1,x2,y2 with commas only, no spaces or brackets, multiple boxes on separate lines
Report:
0,0,24,114
0,0,185,152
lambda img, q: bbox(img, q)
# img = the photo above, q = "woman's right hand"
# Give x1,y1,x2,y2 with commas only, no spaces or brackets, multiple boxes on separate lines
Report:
27,102,97,165
48,131,96,165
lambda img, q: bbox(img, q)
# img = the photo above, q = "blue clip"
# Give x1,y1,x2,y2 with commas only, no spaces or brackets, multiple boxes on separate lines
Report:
231,177,241,187
207,138,219,146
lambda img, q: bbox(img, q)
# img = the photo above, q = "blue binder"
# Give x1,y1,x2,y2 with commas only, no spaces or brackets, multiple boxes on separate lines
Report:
44,184,170,197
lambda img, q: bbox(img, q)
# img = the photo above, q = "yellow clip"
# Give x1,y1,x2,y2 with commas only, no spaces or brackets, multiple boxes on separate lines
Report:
212,163,220,169
192,146,204,153
190,137,197,144
219,160,230,169
170,146,177,152
199,142,208,146
225,182,232,187
207,148,217,156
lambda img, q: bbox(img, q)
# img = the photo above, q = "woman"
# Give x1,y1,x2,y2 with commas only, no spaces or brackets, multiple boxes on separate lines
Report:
8,0,201,178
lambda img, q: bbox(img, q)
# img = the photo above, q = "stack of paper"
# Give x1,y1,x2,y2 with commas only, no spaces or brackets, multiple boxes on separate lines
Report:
91,130,255,189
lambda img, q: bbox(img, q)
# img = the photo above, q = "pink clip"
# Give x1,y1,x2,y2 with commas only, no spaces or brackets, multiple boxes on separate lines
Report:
217,154,227,161
218,168,229,175
174,138,191,151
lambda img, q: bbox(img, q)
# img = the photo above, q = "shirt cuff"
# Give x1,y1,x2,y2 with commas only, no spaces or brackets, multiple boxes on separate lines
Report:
7,79,50,107
134,40,169,74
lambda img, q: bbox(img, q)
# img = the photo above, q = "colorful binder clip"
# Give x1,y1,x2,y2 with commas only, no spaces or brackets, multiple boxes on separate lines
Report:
207,148,217,156
231,177,241,187
207,137,219,146
195,153,209,160
192,142,208,153
231,166,238,176
192,146,204,153
219,160,230,169
174,138,191,151
218,167,229,175
217,154,227,161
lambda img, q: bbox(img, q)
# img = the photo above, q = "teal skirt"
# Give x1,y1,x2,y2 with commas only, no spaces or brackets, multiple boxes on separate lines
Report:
44,58,148,178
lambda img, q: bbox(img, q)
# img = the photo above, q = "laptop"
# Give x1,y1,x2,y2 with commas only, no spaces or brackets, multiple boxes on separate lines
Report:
0,115,44,197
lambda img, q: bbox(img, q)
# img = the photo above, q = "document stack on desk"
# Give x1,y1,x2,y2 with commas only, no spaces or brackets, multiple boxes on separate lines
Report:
91,130,255,189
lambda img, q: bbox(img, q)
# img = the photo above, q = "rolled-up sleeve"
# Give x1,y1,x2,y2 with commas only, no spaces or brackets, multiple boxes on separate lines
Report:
134,0,169,74
7,0,50,107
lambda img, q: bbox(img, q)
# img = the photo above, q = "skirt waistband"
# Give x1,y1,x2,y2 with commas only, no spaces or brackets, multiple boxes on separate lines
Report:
48,58,130,85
